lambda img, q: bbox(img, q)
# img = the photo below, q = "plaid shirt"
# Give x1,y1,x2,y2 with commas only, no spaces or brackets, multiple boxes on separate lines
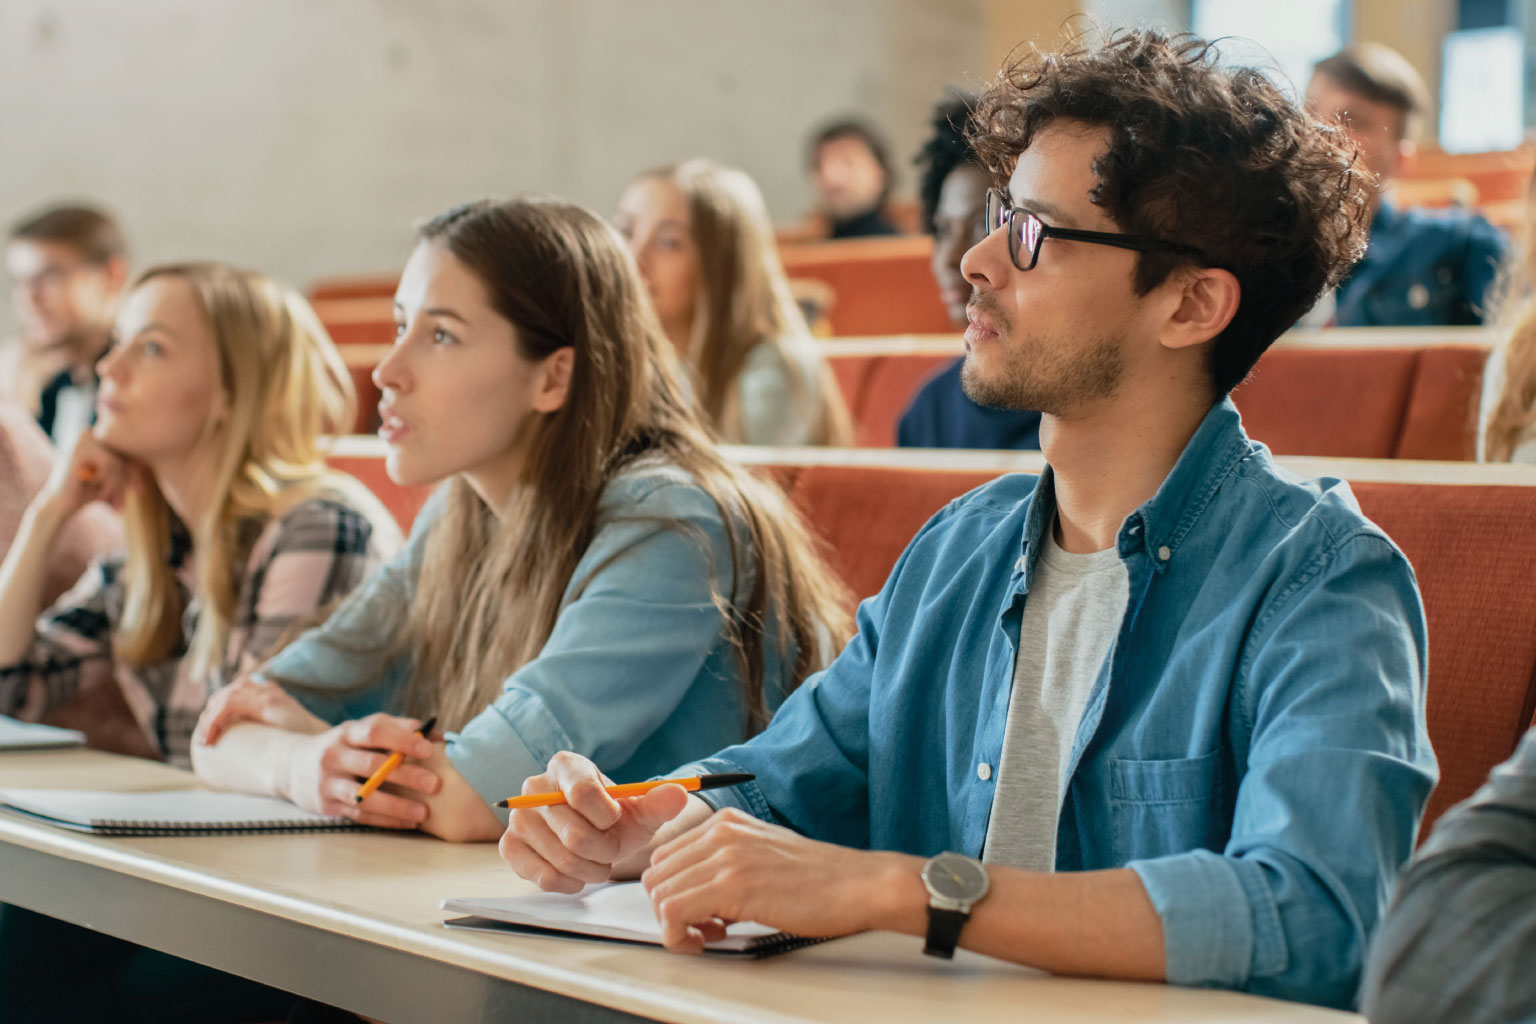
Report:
0,496,394,766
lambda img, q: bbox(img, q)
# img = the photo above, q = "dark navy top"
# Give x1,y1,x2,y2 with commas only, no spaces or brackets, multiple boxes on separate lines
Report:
1334,203,1508,327
897,357,1042,450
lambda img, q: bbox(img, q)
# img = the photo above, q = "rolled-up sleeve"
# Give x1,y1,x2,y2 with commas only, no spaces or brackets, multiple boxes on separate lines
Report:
1130,532,1436,1008
1361,726,1536,1023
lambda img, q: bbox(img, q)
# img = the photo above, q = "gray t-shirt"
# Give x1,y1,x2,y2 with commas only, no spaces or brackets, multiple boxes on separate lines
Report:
982,528,1129,871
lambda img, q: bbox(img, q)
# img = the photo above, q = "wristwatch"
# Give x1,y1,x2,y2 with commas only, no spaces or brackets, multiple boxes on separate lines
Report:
920,851,989,959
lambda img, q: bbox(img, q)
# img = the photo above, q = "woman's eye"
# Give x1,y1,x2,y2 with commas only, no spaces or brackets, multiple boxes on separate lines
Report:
394,321,406,338
432,328,456,345
143,339,164,357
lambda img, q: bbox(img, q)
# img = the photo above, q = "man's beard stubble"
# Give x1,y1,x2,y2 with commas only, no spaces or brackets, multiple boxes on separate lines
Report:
959,294,1124,414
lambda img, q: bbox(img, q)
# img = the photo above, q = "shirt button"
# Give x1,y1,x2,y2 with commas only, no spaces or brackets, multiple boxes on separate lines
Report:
1157,545,1171,562
977,763,992,781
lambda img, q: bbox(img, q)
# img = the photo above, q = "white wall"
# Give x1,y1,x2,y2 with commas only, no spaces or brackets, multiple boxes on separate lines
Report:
0,0,986,326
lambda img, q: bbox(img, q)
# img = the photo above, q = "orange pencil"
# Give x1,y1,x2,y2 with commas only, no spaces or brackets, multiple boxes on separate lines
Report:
352,716,436,804
496,772,754,809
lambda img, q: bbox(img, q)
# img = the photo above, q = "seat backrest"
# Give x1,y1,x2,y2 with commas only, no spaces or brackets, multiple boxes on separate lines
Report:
1353,481,1536,832
1396,345,1488,460
779,237,952,336
1233,347,1421,458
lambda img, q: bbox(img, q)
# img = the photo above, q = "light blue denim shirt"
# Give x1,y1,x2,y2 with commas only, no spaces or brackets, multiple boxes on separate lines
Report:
255,458,785,811
682,398,1437,1009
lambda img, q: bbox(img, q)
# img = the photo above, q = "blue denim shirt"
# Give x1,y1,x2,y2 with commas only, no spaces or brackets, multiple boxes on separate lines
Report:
1334,202,1507,327
683,398,1436,1009
255,459,786,811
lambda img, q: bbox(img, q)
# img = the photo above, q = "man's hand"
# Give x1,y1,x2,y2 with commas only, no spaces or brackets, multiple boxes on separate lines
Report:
499,751,700,892
641,807,924,953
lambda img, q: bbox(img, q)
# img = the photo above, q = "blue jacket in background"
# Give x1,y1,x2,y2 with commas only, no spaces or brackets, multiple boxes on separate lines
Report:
897,356,1043,450
1334,202,1507,327
682,398,1437,1009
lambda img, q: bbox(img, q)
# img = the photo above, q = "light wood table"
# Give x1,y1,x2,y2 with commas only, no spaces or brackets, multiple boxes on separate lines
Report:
0,748,1361,1024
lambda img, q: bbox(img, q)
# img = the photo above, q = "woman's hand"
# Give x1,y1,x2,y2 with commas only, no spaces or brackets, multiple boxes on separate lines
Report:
277,713,441,829
38,430,138,519
194,677,328,747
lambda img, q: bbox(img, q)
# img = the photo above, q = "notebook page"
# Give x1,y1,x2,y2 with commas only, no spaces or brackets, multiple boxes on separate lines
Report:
443,881,780,950
0,717,86,751
0,788,346,829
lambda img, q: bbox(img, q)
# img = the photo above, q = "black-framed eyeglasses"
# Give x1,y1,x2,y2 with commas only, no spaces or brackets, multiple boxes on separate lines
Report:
985,189,1204,271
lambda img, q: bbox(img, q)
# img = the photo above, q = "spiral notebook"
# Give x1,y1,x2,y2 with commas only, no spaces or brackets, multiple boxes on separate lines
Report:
442,881,824,959
0,788,362,836
0,716,86,751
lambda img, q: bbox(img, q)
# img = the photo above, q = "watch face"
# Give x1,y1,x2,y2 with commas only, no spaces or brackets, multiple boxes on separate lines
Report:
923,853,988,902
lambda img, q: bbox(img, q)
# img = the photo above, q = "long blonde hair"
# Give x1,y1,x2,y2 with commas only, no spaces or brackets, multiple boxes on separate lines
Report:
637,160,852,445
1485,171,1536,461
400,198,851,734
116,263,379,676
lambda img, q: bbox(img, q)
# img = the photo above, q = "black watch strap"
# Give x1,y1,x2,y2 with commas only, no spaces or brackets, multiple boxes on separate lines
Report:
923,906,970,959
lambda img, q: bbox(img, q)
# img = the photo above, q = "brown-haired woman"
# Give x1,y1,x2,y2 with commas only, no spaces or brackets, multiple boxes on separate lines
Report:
192,196,852,843
613,159,852,446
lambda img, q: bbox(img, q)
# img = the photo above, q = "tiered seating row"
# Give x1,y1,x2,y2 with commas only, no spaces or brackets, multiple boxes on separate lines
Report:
326,437,1536,841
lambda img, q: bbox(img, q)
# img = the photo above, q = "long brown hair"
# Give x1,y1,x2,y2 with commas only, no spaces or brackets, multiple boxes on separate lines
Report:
117,263,392,675
1484,171,1536,461
400,198,851,734
634,160,852,445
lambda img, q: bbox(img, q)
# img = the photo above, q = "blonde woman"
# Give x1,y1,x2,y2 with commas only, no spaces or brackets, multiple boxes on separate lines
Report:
613,159,852,445
1481,173,1536,463
192,197,852,844
0,264,400,764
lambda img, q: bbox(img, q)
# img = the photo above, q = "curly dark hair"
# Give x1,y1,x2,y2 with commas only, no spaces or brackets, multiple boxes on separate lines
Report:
915,93,981,234
971,29,1370,395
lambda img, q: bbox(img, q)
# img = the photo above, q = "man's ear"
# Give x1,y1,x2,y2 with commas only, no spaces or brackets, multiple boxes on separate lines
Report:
532,346,574,413
1160,267,1241,353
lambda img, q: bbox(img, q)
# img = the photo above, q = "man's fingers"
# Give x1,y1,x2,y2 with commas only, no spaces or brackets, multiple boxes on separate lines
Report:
626,784,690,836
511,810,614,886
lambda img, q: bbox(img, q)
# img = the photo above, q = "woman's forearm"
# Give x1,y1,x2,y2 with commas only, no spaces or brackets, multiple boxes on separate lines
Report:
0,499,67,665
191,722,307,799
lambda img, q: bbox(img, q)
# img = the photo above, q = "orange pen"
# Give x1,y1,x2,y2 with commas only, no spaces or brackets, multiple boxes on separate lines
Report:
496,772,754,809
352,716,436,804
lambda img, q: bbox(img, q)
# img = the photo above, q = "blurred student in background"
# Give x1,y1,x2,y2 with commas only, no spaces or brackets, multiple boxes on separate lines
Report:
192,197,852,844
3,204,130,450
808,118,901,238
0,263,398,1023
614,160,851,445
898,94,1043,450
1305,44,1506,327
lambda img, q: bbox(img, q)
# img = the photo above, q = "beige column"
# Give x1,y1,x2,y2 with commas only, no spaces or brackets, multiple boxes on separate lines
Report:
984,0,1084,73
1353,0,1457,142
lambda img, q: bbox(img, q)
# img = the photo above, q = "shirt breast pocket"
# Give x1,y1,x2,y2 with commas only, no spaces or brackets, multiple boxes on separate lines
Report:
1108,750,1232,865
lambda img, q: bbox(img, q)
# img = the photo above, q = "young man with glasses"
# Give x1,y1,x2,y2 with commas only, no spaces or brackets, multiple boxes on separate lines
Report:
498,31,1436,1010
3,204,130,450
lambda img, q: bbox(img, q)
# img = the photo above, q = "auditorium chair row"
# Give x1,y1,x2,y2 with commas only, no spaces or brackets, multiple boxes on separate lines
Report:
338,331,1496,462
326,437,1536,842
